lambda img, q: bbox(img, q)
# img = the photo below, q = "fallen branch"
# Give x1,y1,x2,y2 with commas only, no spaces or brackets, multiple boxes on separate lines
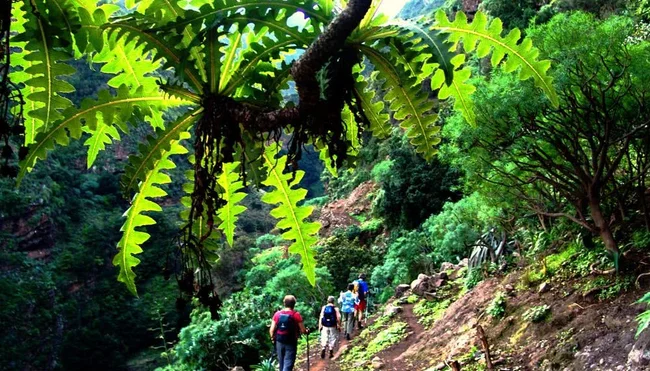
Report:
476,325,494,370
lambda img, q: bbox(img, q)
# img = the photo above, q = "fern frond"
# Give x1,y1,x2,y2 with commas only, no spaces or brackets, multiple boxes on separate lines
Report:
9,1,45,145
122,110,201,195
114,133,190,296
13,0,77,133
222,28,299,96
168,0,329,34
353,75,391,139
361,46,440,161
93,31,160,93
76,4,120,54
103,15,204,92
18,86,187,181
432,11,559,106
216,162,247,247
389,18,455,84
84,122,121,168
261,145,320,285
430,54,477,125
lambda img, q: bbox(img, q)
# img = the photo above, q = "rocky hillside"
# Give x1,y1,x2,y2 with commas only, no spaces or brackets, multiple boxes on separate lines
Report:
296,247,650,371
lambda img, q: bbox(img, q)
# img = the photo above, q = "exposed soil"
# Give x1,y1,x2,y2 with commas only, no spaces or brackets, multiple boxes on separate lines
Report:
318,181,377,236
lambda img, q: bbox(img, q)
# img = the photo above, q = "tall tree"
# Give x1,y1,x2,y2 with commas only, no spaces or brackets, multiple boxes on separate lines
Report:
443,12,650,258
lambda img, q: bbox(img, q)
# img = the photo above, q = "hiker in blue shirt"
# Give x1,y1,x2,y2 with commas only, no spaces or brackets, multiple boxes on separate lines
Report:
353,273,369,329
338,283,358,340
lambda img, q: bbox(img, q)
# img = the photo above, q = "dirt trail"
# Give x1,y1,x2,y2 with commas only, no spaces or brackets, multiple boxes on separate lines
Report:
298,327,351,371
297,304,428,371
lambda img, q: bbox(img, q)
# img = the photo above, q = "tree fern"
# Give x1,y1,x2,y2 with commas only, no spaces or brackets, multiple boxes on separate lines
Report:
114,133,190,296
261,145,320,285
216,162,247,247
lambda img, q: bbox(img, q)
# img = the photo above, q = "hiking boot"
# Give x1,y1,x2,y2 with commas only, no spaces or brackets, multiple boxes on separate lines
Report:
346,333,351,341
320,349,326,359
357,322,364,329
329,350,334,358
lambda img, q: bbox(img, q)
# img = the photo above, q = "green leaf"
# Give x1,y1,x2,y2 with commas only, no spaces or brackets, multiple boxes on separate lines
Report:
216,162,247,247
433,10,559,106
84,122,121,168
114,133,190,295
261,145,320,285
93,31,161,93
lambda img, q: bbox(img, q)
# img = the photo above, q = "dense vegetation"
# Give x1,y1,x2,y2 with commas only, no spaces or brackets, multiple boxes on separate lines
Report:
1,0,650,370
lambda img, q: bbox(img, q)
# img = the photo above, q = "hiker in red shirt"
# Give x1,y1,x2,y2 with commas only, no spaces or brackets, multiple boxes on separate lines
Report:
270,295,307,371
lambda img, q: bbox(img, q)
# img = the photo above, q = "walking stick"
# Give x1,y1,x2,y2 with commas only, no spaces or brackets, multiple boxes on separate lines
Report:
305,329,310,371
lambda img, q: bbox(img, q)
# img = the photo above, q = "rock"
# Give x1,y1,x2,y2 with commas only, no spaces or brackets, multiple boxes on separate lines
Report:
371,356,384,369
539,282,551,294
417,273,430,281
628,328,650,367
230,367,245,371
440,262,455,272
458,258,469,267
504,284,515,295
384,305,402,316
432,278,447,288
394,284,411,298
438,271,449,280
411,278,428,296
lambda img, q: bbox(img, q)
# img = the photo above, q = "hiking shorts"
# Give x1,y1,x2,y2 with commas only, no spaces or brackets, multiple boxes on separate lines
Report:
355,299,367,312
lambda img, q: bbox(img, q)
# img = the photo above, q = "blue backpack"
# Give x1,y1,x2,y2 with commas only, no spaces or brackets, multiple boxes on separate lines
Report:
321,305,337,327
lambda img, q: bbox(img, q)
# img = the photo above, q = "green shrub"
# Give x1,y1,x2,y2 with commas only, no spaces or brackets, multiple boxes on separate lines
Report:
523,305,551,323
371,160,394,182
486,292,507,319
464,268,483,290
413,299,452,328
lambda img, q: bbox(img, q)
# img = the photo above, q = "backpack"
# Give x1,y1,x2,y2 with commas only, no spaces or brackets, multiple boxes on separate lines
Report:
321,305,337,327
355,280,366,301
275,311,296,344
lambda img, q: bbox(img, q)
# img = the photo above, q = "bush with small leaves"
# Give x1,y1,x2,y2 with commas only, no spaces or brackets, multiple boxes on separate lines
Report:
523,305,551,323
486,292,507,319
465,268,483,290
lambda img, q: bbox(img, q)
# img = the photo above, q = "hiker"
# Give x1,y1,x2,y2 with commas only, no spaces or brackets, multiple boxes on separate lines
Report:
354,273,369,328
318,296,341,359
338,283,358,340
270,295,307,371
